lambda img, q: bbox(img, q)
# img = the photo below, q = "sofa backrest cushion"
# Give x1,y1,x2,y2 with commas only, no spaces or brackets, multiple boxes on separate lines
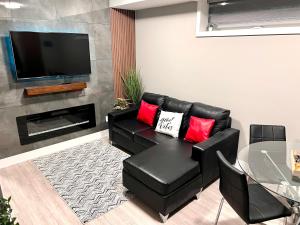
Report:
163,97,193,138
190,102,230,135
142,92,166,107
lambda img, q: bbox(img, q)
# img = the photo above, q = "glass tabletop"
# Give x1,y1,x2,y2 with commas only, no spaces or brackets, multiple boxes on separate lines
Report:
238,141,300,203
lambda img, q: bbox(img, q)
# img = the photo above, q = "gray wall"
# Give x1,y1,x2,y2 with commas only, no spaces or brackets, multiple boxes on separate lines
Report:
0,0,114,158
136,2,300,149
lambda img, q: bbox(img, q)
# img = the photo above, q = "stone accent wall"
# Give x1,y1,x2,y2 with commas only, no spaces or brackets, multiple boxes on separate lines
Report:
0,0,114,158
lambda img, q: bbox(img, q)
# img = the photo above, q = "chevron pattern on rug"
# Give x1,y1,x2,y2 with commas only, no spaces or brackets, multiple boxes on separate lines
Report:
33,138,130,223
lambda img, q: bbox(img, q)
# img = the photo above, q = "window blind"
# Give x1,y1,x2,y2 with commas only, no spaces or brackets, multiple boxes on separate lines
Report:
208,0,300,30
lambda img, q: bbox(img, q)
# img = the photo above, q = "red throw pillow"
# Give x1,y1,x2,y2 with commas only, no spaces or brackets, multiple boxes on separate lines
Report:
184,116,215,143
137,100,159,127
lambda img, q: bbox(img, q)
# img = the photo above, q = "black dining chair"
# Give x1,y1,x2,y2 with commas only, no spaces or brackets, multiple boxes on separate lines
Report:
249,124,288,184
215,151,291,225
250,124,286,144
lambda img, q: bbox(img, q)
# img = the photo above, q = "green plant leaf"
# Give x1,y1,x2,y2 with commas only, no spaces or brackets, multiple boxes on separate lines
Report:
0,196,19,225
122,69,144,105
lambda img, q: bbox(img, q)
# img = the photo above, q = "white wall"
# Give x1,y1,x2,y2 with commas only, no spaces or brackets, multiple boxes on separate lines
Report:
135,2,300,148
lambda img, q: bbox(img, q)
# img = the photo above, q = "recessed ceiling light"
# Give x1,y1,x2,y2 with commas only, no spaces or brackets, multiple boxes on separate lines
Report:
219,2,229,6
0,2,23,9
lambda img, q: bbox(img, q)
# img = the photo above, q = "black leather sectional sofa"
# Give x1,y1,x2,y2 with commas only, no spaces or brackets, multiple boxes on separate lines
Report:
108,93,240,222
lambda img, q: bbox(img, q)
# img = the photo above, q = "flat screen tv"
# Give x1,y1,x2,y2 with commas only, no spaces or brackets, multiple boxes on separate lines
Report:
10,31,91,80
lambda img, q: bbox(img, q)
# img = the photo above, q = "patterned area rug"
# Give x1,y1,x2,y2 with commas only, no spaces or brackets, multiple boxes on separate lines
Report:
33,138,130,223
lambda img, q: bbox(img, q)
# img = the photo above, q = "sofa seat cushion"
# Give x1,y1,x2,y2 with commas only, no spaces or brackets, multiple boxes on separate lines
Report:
114,119,152,141
134,129,173,148
123,139,201,195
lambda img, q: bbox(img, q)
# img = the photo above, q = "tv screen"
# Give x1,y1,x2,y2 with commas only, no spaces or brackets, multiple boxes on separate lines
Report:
10,31,91,80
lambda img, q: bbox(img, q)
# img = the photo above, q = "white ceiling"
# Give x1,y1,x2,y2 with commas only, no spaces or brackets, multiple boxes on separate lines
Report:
109,0,198,10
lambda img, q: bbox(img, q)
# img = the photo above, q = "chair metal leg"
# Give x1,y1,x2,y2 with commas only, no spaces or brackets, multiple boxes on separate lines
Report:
296,215,300,225
292,202,300,224
214,197,224,225
195,188,203,200
284,217,287,225
159,213,169,223
292,214,297,224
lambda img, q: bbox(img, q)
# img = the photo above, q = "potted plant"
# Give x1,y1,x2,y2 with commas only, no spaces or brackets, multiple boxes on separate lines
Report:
121,69,144,106
0,195,19,225
113,98,130,111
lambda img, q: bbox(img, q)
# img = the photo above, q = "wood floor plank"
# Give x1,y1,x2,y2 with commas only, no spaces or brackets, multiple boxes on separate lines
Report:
0,161,82,225
0,160,292,225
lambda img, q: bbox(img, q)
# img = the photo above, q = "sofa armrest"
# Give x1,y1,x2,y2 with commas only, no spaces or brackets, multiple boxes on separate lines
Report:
108,106,139,123
108,107,139,140
192,128,240,187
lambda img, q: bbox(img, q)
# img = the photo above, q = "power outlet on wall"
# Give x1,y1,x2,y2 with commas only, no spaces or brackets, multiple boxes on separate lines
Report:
105,116,108,123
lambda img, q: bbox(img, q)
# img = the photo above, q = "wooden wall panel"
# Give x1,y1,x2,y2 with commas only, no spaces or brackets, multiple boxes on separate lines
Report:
111,8,136,98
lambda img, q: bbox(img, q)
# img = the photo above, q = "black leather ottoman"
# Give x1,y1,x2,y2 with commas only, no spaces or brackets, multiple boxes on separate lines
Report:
123,139,203,222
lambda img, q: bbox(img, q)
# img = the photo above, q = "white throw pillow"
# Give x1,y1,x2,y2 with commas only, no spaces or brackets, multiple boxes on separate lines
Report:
155,110,183,138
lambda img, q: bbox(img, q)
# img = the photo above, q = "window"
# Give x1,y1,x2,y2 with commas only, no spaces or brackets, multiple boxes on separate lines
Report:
196,0,300,37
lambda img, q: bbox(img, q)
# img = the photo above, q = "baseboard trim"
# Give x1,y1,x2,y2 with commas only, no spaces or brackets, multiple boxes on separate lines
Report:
0,130,109,169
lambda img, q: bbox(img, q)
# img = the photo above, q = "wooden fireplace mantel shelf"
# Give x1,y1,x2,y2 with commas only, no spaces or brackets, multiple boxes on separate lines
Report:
24,82,87,96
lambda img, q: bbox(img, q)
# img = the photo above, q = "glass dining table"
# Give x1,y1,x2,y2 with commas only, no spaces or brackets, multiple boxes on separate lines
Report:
238,141,300,224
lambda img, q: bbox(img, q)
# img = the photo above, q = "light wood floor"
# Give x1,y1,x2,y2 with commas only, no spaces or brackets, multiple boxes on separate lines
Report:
0,160,292,225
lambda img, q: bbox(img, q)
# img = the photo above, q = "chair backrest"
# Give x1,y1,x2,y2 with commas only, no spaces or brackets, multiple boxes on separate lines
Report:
250,124,286,144
216,151,250,223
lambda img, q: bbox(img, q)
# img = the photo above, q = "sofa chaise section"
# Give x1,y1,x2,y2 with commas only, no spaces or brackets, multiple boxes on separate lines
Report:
123,138,203,218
